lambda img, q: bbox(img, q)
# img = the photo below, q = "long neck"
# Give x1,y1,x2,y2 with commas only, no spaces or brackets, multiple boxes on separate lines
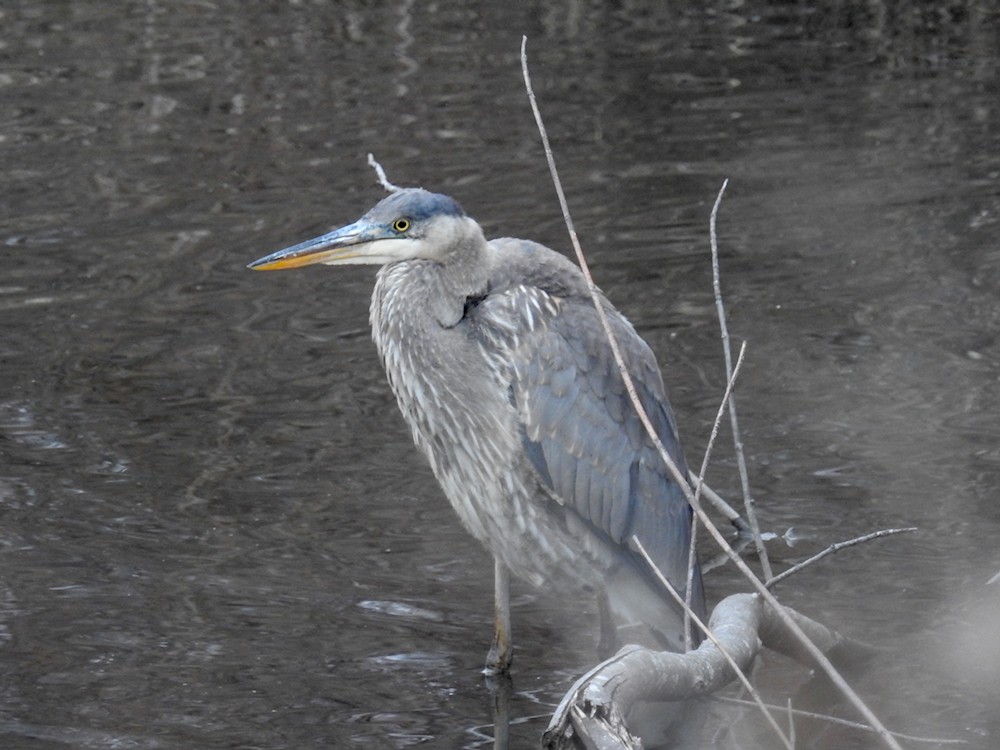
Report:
367,238,491,465
385,220,491,328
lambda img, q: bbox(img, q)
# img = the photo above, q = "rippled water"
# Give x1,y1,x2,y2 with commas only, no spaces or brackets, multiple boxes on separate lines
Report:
2,2,999,748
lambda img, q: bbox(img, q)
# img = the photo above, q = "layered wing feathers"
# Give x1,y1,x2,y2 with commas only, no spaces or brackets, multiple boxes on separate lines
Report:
471,241,703,615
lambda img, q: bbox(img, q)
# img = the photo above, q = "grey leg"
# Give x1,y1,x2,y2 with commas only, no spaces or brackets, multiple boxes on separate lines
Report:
485,557,512,673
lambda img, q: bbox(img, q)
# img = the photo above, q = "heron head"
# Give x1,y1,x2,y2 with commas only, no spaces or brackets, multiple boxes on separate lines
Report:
248,188,478,271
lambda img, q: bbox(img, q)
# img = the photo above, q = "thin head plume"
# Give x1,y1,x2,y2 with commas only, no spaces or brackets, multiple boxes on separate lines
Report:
367,153,403,193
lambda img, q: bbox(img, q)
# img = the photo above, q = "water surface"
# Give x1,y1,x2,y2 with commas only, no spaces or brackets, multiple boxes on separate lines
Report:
2,2,999,748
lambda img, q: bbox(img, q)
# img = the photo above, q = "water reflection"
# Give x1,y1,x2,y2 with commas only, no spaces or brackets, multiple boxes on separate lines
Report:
1,1,998,748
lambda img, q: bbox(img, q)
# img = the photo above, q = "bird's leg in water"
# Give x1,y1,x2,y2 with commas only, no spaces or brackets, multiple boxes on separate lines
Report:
485,558,512,673
484,669,512,750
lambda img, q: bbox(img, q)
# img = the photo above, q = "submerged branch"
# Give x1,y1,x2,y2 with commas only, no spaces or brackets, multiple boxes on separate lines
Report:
543,594,876,750
766,527,919,589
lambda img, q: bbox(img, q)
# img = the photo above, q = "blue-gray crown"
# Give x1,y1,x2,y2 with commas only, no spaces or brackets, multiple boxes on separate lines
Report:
367,188,466,223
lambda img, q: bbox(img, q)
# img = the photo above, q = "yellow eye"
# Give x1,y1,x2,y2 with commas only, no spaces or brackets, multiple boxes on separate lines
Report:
393,218,411,233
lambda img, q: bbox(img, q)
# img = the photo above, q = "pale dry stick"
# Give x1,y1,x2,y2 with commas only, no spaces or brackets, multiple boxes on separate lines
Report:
717,697,969,746
519,37,691,519
633,537,794,750
684,513,697,652
520,37,904,750
524,30,704,666
686,340,748,648
694,479,751,532
709,180,773,581
520,33,703,640
691,341,748,499
766,527,918,589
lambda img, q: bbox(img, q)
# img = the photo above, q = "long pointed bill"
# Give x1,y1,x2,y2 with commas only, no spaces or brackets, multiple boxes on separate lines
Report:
247,221,381,271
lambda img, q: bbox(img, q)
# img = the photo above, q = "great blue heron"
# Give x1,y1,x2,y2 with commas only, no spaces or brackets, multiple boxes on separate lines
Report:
249,186,705,669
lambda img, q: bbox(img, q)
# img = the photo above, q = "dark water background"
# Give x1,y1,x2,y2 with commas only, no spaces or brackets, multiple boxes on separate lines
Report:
3,2,999,748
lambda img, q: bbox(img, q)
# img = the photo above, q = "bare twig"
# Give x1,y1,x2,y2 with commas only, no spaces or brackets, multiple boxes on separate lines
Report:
521,29,700,656
694,479,752,532
709,180,773,581
684,512,698,652
766,527,918,589
519,39,691,539
687,340,747,648
367,152,402,193
520,37,904,750
716,697,968,746
692,341,748,495
634,538,794,750
545,593,878,750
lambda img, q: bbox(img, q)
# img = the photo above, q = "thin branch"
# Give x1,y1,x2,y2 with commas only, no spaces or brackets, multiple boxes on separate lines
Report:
709,180,773,580
692,341,748,496
520,37,904,750
684,512,698,652
367,152,403,193
766,527,918,589
521,30,703,656
634,538,795,750
520,39,691,535
687,340,747,649
694,479,752,532
716,697,968,746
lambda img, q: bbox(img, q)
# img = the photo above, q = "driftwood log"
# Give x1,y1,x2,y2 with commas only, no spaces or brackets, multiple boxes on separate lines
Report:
542,593,877,750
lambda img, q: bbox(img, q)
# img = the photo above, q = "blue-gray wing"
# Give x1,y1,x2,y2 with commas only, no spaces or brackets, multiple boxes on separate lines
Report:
478,279,704,618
